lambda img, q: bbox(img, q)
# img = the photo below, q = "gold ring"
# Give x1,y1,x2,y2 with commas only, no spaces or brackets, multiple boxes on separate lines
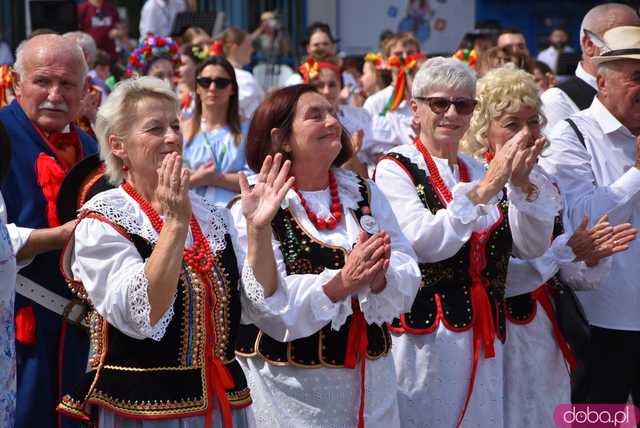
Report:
613,240,619,246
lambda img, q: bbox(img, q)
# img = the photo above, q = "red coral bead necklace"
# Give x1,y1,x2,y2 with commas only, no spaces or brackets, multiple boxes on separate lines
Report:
292,170,343,230
122,182,214,274
414,138,470,204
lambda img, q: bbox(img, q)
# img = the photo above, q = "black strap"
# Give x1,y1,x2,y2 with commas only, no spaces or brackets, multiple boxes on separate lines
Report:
565,118,586,148
556,77,597,111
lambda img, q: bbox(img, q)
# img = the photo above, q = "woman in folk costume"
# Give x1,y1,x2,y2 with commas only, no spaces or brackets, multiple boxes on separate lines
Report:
232,84,421,427
182,56,252,207
375,57,560,428
460,65,636,426
300,57,373,177
55,76,299,427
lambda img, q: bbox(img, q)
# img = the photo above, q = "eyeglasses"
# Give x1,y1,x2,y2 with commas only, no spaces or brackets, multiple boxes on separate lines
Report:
414,96,477,115
196,77,232,90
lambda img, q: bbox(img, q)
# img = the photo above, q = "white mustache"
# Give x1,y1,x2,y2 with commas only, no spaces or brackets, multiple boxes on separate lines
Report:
39,100,69,112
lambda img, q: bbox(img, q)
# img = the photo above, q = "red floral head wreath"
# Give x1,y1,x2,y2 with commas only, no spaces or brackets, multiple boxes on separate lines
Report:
299,57,341,84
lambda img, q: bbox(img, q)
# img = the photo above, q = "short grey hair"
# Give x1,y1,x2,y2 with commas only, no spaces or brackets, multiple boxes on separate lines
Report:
96,77,179,185
14,36,88,79
579,3,640,52
412,56,476,98
63,31,97,67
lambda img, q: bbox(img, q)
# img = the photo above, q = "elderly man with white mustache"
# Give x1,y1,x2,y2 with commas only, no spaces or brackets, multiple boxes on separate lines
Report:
0,34,98,428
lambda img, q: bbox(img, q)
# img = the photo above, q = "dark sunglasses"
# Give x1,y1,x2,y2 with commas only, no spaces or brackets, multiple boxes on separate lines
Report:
414,96,477,115
196,77,232,90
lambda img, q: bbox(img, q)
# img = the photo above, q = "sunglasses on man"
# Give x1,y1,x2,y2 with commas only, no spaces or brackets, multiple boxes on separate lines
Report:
414,96,478,115
196,77,232,90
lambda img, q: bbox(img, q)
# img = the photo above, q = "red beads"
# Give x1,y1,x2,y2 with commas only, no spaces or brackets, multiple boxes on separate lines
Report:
122,182,214,274
293,171,343,231
414,138,470,204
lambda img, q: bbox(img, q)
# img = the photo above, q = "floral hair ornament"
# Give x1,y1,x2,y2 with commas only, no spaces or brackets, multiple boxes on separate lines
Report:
298,57,319,83
209,39,224,57
452,48,478,68
382,52,426,115
364,52,384,70
191,44,210,61
0,64,13,108
127,35,180,77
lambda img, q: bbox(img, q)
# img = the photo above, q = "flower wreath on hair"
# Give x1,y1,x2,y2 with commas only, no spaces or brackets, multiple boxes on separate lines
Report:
127,35,180,77
452,48,477,68
209,39,224,57
364,52,384,70
192,44,210,61
0,64,13,108
382,52,426,115
298,57,342,84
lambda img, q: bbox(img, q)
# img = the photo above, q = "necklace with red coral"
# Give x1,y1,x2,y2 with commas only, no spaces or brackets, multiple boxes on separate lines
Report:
293,170,343,230
122,182,213,274
414,138,470,202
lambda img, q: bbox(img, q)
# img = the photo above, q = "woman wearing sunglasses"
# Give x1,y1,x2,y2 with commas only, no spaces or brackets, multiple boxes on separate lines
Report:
461,66,636,427
183,56,252,207
375,57,560,428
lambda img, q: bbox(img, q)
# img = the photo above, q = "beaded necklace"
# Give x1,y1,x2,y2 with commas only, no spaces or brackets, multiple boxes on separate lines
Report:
292,171,343,230
122,182,214,274
414,138,470,202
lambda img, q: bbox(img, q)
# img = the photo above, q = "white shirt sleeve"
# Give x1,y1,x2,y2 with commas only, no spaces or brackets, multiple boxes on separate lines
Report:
540,120,640,228
72,217,176,341
230,201,353,342
541,87,579,132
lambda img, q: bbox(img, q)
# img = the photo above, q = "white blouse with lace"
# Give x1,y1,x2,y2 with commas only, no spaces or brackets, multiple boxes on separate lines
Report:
231,167,421,428
69,187,250,427
375,144,561,428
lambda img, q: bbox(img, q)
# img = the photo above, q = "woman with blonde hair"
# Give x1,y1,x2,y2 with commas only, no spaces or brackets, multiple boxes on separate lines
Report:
461,65,636,426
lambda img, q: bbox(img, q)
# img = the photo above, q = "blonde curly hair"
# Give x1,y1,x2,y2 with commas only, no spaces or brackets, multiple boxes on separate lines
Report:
460,65,545,160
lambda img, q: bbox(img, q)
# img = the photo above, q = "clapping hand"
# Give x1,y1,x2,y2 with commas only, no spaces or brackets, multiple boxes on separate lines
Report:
157,152,191,224
510,135,546,189
335,231,390,299
239,153,295,231
567,214,637,266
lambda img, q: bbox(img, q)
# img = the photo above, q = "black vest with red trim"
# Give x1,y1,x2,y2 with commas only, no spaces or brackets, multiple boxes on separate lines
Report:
384,152,511,339
58,227,250,420
235,176,392,366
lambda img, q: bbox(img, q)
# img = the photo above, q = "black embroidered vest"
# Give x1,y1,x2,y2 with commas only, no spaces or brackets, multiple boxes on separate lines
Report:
384,152,511,340
235,177,392,366
58,224,250,420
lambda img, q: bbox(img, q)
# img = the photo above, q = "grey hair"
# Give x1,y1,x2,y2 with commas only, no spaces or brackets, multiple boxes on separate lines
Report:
579,3,640,51
96,77,179,185
412,56,476,98
13,37,88,79
63,31,97,67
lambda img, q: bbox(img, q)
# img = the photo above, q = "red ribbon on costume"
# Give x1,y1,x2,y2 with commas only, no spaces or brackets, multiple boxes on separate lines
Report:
35,153,66,227
344,299,369,428
15,305,37,345
382,53,426,115
532,284,577,372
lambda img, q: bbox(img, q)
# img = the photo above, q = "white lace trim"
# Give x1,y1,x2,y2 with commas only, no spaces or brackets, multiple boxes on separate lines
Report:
241,263,265,304
190,193,230,254
126,266,176,341
313,269,353,331
358,266,415,326
449,180,499,224
506,166,562,223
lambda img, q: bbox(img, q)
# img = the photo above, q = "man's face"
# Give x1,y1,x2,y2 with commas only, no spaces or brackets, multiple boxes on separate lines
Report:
598,60,640,134
14,50,87,133
549,30,568,49
497,33,529,56
389,41,418,59
308,31,335,59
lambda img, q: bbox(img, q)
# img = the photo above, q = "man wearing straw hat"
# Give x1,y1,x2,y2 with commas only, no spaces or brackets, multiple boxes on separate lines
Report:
541,25,640,406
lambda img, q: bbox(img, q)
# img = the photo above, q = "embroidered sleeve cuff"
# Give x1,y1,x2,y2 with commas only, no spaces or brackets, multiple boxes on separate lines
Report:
550,233,576,265
126,265,176,341
358,262,417,326
316,269,353,331
240,263,288,316
507,168,562,222
450,180,498,224
559,255,612,291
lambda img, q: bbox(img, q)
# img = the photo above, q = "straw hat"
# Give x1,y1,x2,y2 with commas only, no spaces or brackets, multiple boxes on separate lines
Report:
591,26,640,65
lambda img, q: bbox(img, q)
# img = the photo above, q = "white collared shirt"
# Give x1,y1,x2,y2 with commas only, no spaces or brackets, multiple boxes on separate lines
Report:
537,45,575,72
541,62,597,131
540,96,640,330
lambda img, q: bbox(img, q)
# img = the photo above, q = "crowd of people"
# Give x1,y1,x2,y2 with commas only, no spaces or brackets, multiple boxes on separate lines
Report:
2,1,640,427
